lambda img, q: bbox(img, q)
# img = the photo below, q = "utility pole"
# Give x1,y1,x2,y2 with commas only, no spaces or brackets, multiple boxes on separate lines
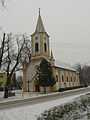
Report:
27,80,30,92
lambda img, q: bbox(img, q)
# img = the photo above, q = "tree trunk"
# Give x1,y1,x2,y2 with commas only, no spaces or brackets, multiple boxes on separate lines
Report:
4,86,8,98
4,75,11,98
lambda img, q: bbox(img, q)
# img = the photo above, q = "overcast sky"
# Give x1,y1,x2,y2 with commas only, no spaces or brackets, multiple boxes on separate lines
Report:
0,0,90,65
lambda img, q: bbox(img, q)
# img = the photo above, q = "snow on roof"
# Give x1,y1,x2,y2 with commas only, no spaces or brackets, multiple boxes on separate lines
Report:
55,60,77,72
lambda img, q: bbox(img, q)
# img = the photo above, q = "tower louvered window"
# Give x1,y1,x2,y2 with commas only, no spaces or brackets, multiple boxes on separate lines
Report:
35,43,39,52
44,43,47,52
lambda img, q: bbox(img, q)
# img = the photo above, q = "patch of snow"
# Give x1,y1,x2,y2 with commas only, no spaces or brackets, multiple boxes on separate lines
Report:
0,92,89,120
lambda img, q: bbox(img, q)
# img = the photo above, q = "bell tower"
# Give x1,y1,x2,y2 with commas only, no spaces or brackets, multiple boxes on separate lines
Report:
31,9,50,60
23,9,55,92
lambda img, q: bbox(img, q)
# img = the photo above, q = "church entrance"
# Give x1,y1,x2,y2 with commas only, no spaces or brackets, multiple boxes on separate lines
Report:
35,85,40,92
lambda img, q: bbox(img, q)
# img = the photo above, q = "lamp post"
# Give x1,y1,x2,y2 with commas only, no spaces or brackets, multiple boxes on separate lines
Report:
27,80,30,92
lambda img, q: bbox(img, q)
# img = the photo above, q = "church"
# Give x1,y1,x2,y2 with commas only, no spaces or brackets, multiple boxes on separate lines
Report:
22,10,80,92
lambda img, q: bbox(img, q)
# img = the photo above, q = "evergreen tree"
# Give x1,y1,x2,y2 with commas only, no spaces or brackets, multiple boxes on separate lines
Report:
37,58,56,93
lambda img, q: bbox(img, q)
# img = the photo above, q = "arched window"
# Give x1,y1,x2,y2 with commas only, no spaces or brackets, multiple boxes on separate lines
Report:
62,75,64,82
67,76,68,82
56,75,58,82
71,77,72,82
35,43,39,52
44,43,47,52
74,76,76,82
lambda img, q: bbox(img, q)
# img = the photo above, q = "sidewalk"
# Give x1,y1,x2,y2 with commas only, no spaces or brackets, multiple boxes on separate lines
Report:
0,90,43,103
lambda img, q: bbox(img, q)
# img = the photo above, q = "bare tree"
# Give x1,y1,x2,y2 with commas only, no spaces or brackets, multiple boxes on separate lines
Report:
2,33,31,98
74,64,90,87
0,33,6,69
81,65,90,86
0,0,6,7
20,34,31,64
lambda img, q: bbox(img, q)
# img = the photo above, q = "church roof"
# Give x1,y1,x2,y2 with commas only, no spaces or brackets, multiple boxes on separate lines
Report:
35,9,46,33
55,60,77,72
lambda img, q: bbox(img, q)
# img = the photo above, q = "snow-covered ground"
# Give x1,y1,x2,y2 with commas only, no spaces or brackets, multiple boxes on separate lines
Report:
0,92,89,120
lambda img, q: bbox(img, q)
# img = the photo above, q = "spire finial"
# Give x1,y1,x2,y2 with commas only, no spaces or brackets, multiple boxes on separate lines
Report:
39,8,40,15
51,49,54,59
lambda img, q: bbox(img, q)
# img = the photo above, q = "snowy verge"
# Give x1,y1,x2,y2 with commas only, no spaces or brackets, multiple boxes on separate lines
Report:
37,93,90,120
0,92,90,120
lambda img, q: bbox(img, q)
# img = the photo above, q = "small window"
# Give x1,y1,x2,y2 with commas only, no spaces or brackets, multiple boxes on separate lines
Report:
35,43,39,52
35,36,38,40
44,43,47,52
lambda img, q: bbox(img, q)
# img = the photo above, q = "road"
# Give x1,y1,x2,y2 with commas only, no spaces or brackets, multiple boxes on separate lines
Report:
0,87,90,110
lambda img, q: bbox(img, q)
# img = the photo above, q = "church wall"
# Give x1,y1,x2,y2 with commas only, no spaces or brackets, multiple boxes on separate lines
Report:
40,86,51,93
25,59,41,92
23,62,80,92
52,66,80,91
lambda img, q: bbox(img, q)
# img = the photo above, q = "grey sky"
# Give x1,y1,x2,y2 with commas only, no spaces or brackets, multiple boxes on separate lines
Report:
0,0,90,65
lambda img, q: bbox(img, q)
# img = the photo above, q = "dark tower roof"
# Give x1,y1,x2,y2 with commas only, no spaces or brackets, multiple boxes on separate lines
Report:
35,8,46,33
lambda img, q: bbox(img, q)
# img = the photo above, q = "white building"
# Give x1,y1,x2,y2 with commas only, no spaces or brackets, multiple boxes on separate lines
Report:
22,9,80,92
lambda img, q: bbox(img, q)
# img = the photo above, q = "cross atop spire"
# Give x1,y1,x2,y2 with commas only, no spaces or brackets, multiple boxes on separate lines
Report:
39,8,40,16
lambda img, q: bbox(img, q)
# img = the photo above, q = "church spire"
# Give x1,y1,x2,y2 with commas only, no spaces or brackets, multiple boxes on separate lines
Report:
35,8,46,33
